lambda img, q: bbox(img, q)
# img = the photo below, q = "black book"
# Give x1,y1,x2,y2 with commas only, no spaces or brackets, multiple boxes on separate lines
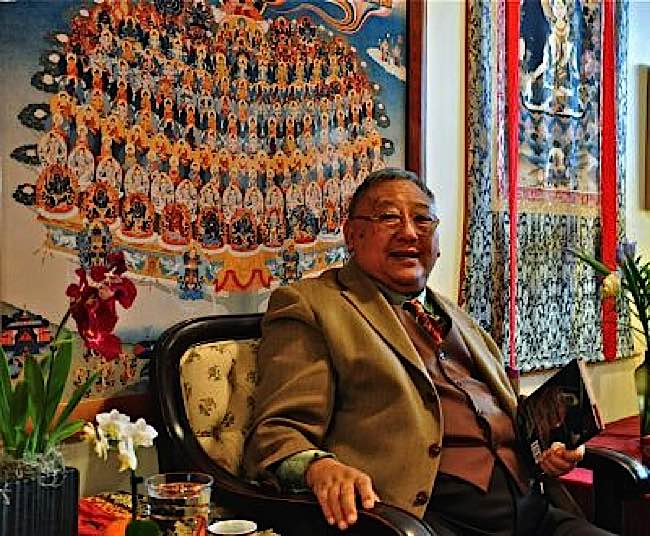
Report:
517,358,604,470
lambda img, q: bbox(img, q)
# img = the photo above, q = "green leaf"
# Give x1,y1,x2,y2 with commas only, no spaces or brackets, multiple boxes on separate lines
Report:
50,371,98,443
8,381,29,453
566,248,612,276
14,428,28,458
46,418,85,448
126,519,162,536
43,337,73,431
0,345,14,446
24,355,45,449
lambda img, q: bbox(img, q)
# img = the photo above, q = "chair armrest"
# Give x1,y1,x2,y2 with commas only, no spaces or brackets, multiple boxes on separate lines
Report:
579,445,650,532
583,446,650,494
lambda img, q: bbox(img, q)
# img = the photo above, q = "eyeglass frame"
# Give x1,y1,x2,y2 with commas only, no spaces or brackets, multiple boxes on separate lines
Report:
349,212,440,234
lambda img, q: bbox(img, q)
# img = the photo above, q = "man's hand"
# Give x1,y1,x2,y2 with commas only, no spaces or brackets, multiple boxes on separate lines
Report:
539,442,585,477
305,457,380,530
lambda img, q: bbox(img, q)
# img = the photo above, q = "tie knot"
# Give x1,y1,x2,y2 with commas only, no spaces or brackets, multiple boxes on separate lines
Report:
404,298,426,315
403,298,445,345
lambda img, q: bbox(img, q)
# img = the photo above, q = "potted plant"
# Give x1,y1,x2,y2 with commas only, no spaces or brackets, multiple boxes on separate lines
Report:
0,252,136,535
83,410,161,535
568,241,650,435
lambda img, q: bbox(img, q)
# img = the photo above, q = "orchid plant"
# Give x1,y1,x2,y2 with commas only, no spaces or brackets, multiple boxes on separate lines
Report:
568,240,650,434
0,251,137,464
568,241,649,350
83,410,160,535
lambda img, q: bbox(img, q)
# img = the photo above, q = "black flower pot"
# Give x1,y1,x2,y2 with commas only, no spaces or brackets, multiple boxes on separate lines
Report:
0,466,78,536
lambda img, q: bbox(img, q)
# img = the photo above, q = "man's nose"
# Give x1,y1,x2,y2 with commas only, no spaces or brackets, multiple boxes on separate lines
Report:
397,216,419,238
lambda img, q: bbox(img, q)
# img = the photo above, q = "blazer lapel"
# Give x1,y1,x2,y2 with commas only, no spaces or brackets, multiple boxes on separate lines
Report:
338,261,432,385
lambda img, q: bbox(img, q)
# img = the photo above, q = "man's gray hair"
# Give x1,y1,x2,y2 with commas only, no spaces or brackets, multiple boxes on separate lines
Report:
347,167,436,218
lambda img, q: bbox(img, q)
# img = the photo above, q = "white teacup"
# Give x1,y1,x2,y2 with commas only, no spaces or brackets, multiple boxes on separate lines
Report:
208,519,258,535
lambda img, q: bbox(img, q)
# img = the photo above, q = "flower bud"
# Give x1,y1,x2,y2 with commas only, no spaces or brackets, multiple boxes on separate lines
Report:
601,273,621,298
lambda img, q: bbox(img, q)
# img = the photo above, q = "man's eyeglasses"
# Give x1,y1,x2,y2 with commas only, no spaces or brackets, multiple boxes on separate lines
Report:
351,212,439,234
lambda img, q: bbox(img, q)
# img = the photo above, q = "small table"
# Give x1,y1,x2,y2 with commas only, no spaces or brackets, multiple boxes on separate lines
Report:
78,491,280,535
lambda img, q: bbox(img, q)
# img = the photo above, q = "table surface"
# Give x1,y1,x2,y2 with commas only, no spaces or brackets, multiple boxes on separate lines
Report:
78,491,280,535
589,415,646,457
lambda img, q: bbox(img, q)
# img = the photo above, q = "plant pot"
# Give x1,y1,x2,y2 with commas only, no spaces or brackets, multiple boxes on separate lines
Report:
0,466,78,536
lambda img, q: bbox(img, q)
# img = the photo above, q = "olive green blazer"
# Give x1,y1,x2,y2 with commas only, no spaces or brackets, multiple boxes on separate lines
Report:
243,260,518,517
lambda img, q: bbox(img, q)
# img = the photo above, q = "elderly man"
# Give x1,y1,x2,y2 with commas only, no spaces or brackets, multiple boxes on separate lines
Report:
244,168,611,535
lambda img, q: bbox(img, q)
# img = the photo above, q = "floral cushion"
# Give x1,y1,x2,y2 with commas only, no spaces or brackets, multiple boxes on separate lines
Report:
179,339,259,475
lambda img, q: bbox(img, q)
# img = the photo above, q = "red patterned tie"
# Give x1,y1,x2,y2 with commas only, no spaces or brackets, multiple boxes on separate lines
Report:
404,299,445,346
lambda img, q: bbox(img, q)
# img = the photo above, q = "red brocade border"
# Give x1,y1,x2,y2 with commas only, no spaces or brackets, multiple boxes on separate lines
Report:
601,0,618,361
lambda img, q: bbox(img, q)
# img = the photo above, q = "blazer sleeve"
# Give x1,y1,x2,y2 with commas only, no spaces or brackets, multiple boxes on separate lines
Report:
243,284,336,481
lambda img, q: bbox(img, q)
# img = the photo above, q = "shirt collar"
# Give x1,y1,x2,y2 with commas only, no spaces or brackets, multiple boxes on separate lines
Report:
373,280,427,308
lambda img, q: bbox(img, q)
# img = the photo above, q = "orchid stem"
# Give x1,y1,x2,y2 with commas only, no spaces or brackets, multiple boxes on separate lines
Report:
130,469,142,521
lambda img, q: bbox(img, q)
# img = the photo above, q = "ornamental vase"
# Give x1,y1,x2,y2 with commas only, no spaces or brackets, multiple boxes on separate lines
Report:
0,465,78,536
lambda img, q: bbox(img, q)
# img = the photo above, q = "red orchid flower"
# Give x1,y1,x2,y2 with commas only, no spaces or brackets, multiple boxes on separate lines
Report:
65,251,137,359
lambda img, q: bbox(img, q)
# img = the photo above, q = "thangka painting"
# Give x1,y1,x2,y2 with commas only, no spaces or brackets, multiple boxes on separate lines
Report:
462,0,632,371
0,0,418,395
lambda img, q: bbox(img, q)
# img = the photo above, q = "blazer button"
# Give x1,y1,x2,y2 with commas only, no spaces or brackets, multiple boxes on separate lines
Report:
428,443,442,457
413,491,429,507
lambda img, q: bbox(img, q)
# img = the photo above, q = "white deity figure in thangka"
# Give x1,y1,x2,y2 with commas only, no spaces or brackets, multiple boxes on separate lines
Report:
38,131,68,167
176,178,199,218
323,175,341,207
95,156,123,193
285,181,305,214
522,0,583,118
124,164,149,196
263,205,285,248
265,184,284,217
244,183,264,224
150,170,175,214
68,145,95,191
222,177,243,224
305,180,323,216
199,180,221,210
545,144,570,189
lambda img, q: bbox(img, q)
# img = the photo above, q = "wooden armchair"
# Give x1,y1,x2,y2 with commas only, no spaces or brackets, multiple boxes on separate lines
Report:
150,314,435,536
150,314,642,535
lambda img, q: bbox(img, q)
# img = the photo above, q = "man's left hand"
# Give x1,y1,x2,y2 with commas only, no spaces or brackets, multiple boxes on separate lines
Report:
539,442,585,477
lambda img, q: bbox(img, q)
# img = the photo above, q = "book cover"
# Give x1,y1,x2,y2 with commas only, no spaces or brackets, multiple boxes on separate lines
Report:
517,358,604,468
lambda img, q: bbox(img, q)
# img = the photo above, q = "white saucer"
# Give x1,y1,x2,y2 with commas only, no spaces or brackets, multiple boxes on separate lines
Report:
208,519,258,535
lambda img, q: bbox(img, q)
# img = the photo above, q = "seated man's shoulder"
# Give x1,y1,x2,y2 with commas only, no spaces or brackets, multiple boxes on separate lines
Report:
268,267,343,309
279,267,342,295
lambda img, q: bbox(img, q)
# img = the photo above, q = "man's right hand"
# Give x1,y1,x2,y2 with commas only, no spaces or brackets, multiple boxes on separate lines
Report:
305,457,380,530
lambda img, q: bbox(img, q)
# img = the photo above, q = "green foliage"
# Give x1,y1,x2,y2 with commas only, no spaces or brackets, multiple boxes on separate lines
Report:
0,333,98,458
568,246,650,350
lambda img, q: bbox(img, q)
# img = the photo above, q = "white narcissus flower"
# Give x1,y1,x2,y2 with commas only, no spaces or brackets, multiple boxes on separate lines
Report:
117,437,138,472
129,418,158,448
96,409,131,440
602,273,621,298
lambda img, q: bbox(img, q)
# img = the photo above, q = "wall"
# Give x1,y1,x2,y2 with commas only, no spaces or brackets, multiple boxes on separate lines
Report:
424,1,465,301
625,2,650,261
424,1,647,423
